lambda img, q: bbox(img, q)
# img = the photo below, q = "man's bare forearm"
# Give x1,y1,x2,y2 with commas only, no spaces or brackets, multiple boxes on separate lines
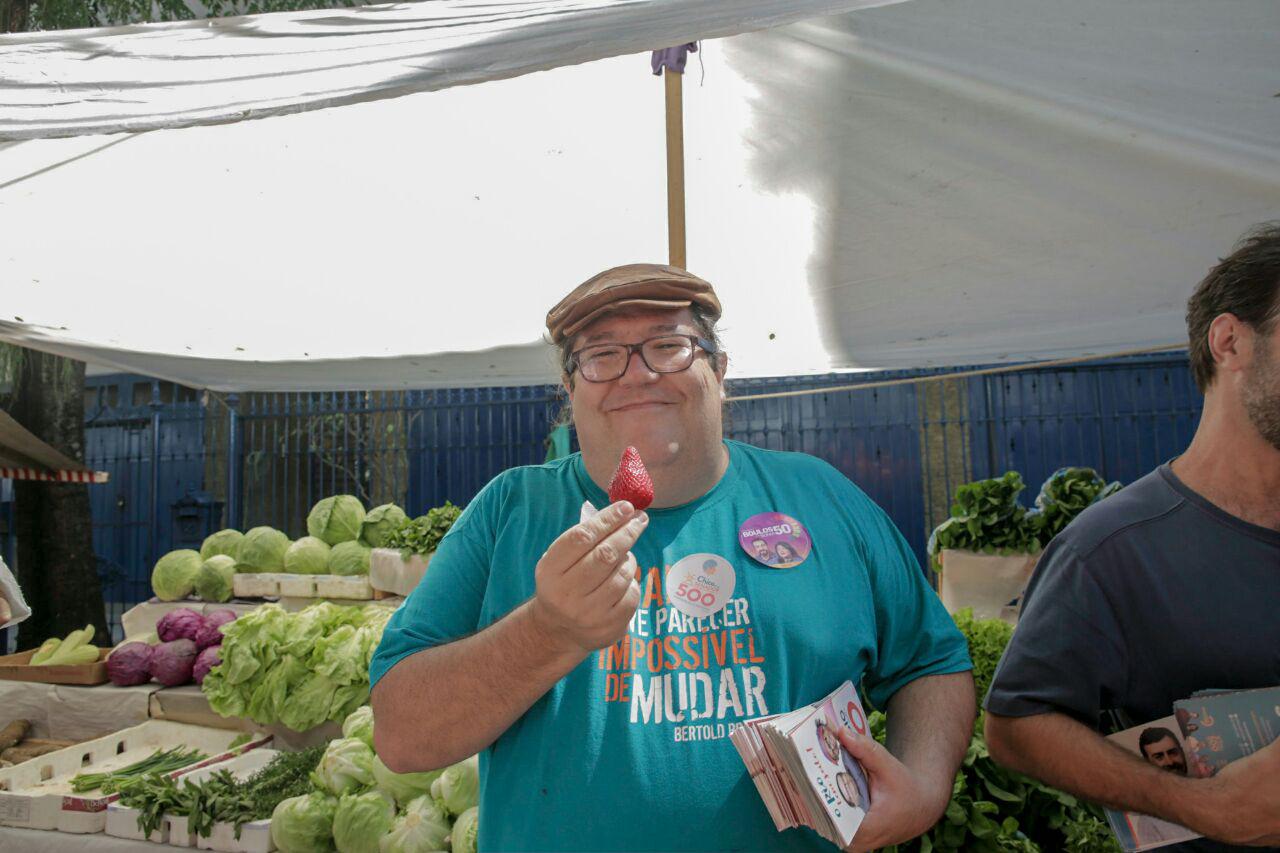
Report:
884,672,976,811
371,600,584,772
984,711,1208,827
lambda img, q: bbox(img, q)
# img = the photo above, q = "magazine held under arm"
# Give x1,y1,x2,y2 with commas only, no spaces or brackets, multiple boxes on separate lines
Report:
1102,715,1201,852
731,680,872,848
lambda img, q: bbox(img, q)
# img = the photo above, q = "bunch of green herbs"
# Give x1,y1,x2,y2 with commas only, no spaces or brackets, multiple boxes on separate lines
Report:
928,472,1041,568
383,502,462,559
1028,468,1121,544
70,746,207,794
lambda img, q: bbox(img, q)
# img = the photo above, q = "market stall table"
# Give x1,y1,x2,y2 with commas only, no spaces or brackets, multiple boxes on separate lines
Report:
0,825,180,851
0,680,155,741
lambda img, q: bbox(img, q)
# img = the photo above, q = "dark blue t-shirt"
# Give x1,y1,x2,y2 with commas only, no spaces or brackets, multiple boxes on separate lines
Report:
986,463,1280,853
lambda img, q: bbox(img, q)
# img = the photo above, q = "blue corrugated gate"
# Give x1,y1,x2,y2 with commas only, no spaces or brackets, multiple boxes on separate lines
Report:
22,353,1200,639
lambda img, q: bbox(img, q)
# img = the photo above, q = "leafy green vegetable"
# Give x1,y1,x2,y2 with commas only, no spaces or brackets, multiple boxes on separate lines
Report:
201,602,390,730
928,472,1040,569
359,503,408,549
450,806,479,853
284,537,332,575
1029,467,1122,545
431,755,478,816
236,526,291,573
381,795,452,853
383,503,462,560
69,746,207,794
270,792,338,853
307,495,366,546
370,756,441,809
327,540,372,577
195,555,237,602
200,529,244,561
332,789,396,853
341,705,374,748
152,549,204,600
312,737,375,797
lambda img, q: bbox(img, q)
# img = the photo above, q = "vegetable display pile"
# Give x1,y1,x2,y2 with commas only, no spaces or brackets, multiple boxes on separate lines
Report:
118,745,325,839
108,608,236,688
871,609,1120,853
269,706,480,853
382,503,461,560
928,468,1122,568
28,624,100,666
200,602,390,731
69,746,207,794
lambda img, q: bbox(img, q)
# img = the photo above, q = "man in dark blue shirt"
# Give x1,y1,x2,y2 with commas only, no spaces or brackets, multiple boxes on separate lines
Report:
984,223,1280,851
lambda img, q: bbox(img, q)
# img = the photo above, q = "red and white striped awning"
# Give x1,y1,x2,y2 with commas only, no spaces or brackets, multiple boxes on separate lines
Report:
0,410,109,484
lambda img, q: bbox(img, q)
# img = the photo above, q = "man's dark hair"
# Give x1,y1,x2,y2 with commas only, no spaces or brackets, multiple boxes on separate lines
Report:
1186,222,1280,393
1137,727,1179,759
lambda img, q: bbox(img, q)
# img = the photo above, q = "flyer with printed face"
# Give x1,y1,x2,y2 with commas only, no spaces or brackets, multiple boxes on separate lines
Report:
1102,715,1201,851
730,680,870,848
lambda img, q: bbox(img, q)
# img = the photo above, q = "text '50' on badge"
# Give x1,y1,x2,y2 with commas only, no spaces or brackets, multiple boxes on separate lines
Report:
666,554,736,619
739,512,812,569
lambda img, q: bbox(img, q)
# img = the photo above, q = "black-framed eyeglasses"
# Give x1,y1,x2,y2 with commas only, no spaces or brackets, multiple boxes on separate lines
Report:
569,334,718,383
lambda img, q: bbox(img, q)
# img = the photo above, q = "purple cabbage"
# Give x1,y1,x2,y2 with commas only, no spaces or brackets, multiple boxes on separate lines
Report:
192,645,221,685
157,608,206,643
107,642,154,687
195,610,237,651
151,639,198,686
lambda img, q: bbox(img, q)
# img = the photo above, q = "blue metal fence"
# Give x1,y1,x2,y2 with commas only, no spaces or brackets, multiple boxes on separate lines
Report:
5,353,1201,640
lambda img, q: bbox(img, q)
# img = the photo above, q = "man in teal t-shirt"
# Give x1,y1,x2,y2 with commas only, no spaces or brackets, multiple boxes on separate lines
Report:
371,264,975,852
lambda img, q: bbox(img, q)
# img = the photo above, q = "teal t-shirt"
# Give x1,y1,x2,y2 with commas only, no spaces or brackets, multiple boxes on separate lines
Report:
371,440,970,852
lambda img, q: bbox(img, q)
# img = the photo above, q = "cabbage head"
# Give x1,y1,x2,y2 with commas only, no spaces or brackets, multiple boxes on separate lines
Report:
333,789,396,853
313,737,375,797
270,792,337,853
450,806,479,853
285,536,332,575
360,504,407,549
200,528,244,560
236,526,290,573
371,755,441,809
328,540,371,576
194,555,236,602
308,495,366,546
430,755,479,816
342,705,375,747
378,795,451,853
152,549,203,601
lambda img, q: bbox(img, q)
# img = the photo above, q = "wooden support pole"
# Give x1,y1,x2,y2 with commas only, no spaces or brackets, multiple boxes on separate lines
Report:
664,68,686,270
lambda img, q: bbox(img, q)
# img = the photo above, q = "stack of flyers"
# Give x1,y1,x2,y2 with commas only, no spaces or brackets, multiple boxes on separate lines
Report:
730,681,872,848
1174,685,1280,777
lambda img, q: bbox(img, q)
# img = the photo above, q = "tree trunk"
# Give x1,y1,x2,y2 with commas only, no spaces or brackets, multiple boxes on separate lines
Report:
1,0,30,33
6,350,107,650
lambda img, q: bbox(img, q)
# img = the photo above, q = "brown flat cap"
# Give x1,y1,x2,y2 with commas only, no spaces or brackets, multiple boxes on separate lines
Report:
546,263,722,344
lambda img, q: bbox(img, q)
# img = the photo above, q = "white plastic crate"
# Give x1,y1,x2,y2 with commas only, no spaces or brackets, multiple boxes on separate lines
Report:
0,720,270,834
370,548,432,596
234,572,374,600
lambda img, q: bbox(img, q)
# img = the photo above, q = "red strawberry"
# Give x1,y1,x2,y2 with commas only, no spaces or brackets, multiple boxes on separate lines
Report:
607,446,654,511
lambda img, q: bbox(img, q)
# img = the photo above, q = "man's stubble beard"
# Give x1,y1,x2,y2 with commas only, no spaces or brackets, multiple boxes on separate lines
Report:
1242,331,1280,452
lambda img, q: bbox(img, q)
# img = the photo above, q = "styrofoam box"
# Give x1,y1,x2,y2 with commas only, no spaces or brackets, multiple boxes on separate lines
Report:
105,802,173,844
166,749,279,852
370,548,432,597
234,573,373,600
0,720,271,834
232,573,291,599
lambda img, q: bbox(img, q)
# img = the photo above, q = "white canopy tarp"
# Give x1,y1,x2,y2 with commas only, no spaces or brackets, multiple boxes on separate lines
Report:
2,0,1278,392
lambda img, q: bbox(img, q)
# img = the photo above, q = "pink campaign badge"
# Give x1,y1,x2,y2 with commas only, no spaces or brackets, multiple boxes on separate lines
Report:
738,512,812,569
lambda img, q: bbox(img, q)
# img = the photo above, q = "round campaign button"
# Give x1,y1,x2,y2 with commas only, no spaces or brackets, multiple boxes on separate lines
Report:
665,554,736,619
738,512,812,568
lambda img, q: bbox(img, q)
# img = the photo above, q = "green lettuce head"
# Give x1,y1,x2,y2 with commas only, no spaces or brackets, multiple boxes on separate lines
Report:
200,529,243,560
312,737,375,797
307,495,366,546
151,549,203,601
370,755,441,809
359,503,407,549
327,541,371,577
194,554,236,602
450,806,479,853
431,755,479,816
380,795,452,853
341,705,375,747
284,536,331,575
269,792,337,853
236,526,290,573
332,789,395,853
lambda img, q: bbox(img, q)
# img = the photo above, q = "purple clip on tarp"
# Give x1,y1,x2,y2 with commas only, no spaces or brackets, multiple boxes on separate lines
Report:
651,43,698,76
